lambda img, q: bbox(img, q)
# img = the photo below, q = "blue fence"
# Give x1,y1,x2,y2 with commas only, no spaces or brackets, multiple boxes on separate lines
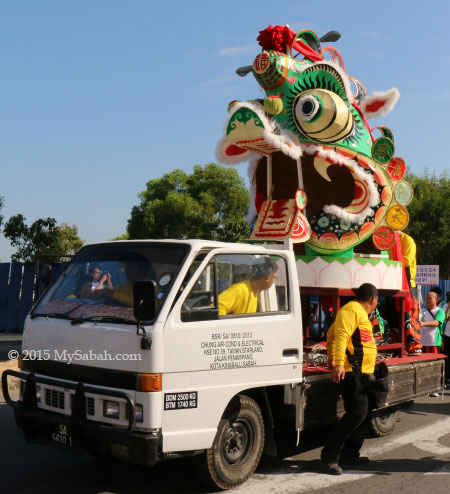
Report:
0,262,65,333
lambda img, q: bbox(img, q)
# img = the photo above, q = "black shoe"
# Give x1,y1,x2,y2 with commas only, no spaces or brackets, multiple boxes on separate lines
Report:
321,460,343,475
340,455,370,466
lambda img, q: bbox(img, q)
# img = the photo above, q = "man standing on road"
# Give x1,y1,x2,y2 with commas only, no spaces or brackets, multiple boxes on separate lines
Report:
321,283,378,475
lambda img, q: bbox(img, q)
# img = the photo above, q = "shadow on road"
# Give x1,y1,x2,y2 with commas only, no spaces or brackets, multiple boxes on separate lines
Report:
5,453,212,494
255,455,449,477
406,398,450,416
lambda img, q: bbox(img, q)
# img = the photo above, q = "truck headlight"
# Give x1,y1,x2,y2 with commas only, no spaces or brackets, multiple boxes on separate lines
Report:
36,385,41,403
103,400,120,419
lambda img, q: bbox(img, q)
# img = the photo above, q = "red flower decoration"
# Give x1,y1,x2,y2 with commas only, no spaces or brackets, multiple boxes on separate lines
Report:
257,25,296,53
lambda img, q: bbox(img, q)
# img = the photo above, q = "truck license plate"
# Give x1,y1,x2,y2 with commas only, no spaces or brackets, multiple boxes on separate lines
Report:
51,424,73,448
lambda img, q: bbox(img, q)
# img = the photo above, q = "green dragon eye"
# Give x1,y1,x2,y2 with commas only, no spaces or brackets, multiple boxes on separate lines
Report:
293,88,354,144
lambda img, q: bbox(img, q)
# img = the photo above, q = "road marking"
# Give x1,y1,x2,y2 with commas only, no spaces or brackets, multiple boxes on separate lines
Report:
363,415,450,457
234,416,450,494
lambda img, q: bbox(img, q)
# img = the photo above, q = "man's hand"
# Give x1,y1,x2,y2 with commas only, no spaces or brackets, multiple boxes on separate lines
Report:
331,365,345,383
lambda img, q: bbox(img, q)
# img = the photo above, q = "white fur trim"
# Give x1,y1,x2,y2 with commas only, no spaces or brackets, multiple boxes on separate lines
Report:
215,136,252,165
262,127,303,160
360,88,400,119
323,204,375,225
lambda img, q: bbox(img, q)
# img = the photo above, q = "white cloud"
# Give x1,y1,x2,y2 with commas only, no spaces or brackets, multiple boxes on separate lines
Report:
215,45,256,56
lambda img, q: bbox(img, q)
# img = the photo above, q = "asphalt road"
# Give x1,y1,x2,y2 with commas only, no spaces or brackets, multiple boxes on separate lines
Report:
0,389,449,494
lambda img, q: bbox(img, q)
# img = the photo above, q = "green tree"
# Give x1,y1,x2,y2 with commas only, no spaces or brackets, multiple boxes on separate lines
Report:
110,233,130,241
3,214,84,263
127,163,250,242
405,169,450,278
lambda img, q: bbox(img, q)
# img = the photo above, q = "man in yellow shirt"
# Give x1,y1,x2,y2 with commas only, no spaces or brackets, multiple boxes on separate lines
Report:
389,231,416,289
387,232,422,354
321,283,378,475
218,259,278,315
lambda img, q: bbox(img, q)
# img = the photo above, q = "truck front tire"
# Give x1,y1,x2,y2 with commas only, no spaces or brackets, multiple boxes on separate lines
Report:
369,406,400,437
194,395,265,490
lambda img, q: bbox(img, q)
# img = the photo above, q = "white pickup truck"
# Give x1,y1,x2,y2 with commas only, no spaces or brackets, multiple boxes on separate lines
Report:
2,239,445,489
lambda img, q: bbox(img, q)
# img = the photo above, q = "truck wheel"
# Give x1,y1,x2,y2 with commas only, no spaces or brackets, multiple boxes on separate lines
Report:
369,406,400,437
194,395,264,490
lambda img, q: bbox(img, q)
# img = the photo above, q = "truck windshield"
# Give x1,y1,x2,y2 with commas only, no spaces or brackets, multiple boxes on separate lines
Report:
32,242,190,324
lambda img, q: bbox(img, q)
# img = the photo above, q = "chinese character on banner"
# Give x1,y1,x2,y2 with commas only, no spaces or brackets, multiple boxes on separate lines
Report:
415,265,439,285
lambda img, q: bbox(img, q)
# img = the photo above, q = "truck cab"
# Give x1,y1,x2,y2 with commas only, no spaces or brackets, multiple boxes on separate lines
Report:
3,240,304,489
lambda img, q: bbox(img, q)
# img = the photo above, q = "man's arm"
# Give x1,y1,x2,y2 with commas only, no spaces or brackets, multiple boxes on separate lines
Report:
332,365,346,383
330,306,357,382
420,309,444,328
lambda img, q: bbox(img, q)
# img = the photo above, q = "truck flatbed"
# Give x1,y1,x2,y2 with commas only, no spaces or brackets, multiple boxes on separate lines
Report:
303,351,447,377
300,351,445,432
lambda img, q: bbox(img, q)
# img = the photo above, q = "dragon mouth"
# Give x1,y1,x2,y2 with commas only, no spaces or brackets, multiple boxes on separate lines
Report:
254,145,382,215
252,145,389,250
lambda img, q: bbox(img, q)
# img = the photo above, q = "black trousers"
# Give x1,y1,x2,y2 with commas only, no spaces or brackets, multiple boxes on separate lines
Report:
321,371,371,462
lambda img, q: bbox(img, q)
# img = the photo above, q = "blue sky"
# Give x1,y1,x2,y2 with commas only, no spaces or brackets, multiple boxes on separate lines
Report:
1,0,449,261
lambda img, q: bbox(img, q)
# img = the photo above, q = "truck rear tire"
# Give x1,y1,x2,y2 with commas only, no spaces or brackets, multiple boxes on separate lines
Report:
194,395,265,490
369,406,400,437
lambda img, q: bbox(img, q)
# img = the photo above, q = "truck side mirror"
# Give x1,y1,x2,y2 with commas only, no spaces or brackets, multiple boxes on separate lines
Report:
133,280,157,322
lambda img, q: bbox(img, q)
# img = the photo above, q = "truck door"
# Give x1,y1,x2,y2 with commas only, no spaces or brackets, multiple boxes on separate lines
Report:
161,251,302,453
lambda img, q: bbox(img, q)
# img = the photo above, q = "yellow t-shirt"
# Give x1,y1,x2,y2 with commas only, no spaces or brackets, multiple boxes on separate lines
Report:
218,281,257,316
400,233,417,288
327,300,377,374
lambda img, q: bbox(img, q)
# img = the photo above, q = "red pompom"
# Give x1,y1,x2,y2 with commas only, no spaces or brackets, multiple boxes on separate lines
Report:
257,25,296,53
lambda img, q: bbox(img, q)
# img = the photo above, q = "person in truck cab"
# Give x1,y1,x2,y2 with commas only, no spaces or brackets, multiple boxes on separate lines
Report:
80,267,113,298
91,259,152,307
321,282,378,475
218,259,278,315
109,261,149,306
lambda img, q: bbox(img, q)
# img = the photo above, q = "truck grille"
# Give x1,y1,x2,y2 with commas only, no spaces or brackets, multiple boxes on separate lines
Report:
69,394,95,416
43,388,95,416
45,389,65,409
86,397,95,416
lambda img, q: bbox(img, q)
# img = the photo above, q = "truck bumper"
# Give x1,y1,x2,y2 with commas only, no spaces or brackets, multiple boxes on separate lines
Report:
2,369,159,466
